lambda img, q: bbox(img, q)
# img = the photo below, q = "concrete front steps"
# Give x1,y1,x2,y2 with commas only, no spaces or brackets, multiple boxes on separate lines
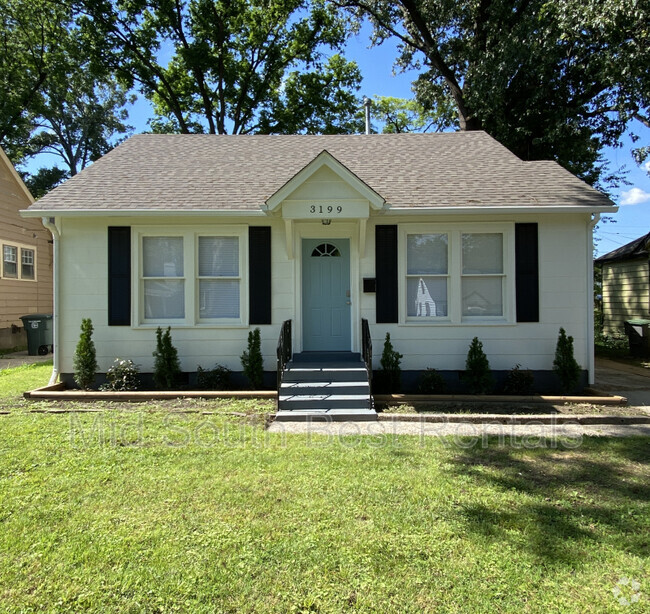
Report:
276,352,376,422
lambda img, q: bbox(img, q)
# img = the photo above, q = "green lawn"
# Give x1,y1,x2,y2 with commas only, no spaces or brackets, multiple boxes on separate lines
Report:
0,364,648,612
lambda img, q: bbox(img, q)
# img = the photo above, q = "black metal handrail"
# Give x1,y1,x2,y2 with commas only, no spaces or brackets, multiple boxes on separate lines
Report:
361,318,372,395
276,319,292,393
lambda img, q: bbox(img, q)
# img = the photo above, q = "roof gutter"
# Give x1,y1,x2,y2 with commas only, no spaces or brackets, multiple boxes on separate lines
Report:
384,205,618,215
41,217,60,386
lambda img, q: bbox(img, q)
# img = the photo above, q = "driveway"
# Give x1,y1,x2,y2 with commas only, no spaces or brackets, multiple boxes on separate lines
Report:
595,358,650,408
0,350,52,371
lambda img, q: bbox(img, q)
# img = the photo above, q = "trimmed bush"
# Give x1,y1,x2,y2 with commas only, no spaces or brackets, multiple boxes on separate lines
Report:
503,364,534,395
196,364,232,390
241,328,263,389
463,337,493,394
101,359,140,391
418,368,447,394
553,327,582,392
73,318,97,390
153,327,181,390
378,333,403,393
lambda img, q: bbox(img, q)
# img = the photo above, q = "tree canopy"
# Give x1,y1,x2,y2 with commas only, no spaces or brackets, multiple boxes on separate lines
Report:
340,0,650,186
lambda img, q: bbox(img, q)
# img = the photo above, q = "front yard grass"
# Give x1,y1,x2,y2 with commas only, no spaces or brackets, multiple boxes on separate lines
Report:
0,363,648,612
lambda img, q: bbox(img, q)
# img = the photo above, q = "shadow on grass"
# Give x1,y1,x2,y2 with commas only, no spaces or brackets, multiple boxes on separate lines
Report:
449,438,650,564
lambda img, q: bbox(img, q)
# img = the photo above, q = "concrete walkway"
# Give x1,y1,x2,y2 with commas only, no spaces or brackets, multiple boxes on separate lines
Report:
0,350,52,371
267,418,650,438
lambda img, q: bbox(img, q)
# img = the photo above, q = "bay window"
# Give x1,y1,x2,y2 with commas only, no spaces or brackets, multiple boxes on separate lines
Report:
403,224,513,323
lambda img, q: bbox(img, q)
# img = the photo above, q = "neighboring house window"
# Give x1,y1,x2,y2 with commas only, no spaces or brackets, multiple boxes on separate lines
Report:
3,245,17,278
2,243,36,281
142,236,185,319
403,225,512,323
198,236,240,320
21,248,35,280
137,228,246,325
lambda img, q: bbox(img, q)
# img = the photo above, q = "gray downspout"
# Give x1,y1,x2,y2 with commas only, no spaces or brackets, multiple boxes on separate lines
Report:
42,217,59,386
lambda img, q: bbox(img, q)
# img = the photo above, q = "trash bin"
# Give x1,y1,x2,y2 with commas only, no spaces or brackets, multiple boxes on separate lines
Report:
624,319,650,357
20,314,53,356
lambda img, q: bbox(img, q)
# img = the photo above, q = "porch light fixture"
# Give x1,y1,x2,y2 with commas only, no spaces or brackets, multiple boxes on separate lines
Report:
322,218,331,225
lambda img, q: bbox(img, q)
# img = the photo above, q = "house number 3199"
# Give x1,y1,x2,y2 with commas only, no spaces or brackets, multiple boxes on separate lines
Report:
310,205,343,214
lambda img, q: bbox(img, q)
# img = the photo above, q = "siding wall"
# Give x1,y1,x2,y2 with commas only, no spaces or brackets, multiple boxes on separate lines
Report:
57,212,591,377
0,157,53,347
601,258,648,335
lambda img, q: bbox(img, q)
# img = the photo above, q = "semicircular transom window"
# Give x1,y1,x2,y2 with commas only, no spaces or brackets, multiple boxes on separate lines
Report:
311,243,341,257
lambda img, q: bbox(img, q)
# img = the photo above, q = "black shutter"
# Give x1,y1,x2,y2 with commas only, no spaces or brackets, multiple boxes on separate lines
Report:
108,227,131,326
249,227,272,325
376,225,398,323
515,223,539,322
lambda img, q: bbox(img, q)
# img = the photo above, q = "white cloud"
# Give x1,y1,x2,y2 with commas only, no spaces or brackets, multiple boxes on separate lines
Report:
644,160,650,173
620,187,650,206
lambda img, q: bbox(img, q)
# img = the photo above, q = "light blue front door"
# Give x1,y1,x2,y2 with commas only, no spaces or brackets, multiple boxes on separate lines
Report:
302,239,351,351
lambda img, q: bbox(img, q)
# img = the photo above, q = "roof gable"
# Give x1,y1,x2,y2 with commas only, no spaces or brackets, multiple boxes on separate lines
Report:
265,150,385,212
0,147,34,205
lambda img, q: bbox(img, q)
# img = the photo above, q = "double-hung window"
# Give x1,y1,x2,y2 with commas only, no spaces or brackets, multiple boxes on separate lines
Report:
2,243,36,281
462,233,504,317
3,245,17,278
142,236,185,319
138,228,245,326
197,236,240,320
406,234,448,318
403,225,512,323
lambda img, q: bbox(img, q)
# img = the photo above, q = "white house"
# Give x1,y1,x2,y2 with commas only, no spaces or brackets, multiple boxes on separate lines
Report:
23,132,615,396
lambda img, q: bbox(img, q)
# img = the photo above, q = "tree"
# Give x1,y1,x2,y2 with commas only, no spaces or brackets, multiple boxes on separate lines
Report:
370,95,455,133
71,0,364,135
0,0,71,162
339,0,650,186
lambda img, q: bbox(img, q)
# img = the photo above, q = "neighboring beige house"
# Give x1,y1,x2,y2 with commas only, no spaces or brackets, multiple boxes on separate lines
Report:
596,232,650,335
23,132,616,398
0,147,53,350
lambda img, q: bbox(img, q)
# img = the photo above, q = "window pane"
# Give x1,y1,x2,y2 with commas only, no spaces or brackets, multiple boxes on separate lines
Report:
144,280,185,318
21,249,35,280
199,280,240,318
407,234,448,275
199,237,239,277
3,245,17,278
462,233,503,274
407,277,448,317
462,277,503,316
143,237,183,277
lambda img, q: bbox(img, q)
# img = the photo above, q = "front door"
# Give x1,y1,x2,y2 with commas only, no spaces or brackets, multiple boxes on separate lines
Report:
302,239,351,351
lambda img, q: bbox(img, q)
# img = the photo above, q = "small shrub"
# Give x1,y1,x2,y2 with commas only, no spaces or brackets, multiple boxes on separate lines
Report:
418,368,447,394
196,364,232,390
153,326,181,390
100,359,140,391
503,364,534,395
553,327,581,392
463,337,493,394
73,318,97,390
378,333,403,393
241,328,263,389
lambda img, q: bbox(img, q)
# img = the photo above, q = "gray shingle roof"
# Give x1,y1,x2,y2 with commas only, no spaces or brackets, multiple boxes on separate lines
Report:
595,232,650,263
26,131,615,212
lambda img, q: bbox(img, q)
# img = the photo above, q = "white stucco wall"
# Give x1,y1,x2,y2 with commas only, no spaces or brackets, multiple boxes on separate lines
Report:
56,211,592,379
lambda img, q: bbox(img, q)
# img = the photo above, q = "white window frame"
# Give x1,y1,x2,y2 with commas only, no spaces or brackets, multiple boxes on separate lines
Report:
1,242,37,281
133,226,248,328
399,223,515,325
195,232,245,325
